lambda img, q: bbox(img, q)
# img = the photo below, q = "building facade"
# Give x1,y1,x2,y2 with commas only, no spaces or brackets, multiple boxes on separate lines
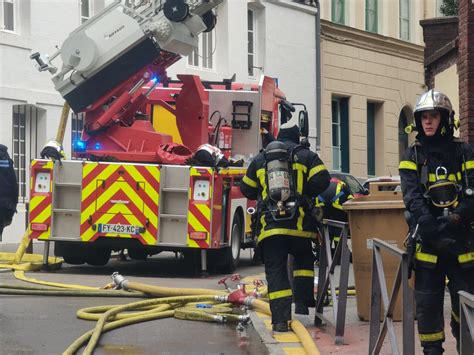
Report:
0,0,443,242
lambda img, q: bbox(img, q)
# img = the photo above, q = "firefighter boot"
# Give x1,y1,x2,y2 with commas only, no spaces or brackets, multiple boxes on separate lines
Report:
422,341,444,355
272,322,289,332
295,303,309,315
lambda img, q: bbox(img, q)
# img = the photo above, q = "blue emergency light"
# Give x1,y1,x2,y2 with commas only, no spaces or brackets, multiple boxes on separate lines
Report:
73,140,86,152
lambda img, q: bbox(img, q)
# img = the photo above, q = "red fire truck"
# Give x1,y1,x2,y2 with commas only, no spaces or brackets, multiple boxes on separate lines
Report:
27,0,307,272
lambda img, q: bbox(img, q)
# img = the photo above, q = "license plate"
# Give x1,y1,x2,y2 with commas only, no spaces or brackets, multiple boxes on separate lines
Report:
99,224,138,234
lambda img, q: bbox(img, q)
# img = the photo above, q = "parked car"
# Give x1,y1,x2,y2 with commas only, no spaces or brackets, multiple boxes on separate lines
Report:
329,171,368,198
363,175,401,193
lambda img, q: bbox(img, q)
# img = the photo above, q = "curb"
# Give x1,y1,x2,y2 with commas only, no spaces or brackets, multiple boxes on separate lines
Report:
250,307,314,355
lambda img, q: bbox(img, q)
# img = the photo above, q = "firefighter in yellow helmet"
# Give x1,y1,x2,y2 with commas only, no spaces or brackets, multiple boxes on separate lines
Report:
399,89,474,354
240,109,330,332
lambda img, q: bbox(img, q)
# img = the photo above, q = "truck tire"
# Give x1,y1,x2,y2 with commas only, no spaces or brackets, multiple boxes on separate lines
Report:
183,249,201,275
55,241,85,265
86,247,111,266
128,248,147,261
63,255,86,265
219,212,242,273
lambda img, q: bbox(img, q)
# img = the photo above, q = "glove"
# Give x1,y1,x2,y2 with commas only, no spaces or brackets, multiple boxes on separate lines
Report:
437,213,462,226
417,215,439,239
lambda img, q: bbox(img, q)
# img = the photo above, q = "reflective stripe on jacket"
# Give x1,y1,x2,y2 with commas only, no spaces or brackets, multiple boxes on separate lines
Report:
399,138,474,267
240,141,330,244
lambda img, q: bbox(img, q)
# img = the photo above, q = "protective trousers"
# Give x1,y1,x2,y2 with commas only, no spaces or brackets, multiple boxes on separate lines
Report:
261,235,314,325
0,207,14,241
415,251,474,354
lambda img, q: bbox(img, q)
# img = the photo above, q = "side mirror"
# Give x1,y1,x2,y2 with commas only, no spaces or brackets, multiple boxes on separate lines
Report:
298,110,309,138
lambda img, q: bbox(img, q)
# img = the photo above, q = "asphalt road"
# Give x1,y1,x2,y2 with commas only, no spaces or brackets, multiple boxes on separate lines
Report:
0,246,269,355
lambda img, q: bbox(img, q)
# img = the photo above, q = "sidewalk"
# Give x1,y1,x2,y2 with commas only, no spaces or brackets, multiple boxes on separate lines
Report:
251,264,458,355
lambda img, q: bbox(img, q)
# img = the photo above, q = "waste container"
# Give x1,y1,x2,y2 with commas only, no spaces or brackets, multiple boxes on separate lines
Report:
343,182,408,321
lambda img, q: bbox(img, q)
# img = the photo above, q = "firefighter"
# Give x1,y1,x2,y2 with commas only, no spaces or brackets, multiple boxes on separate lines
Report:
0,144,18,240
315,177,353,261
399,89,474,354
240,117,330,332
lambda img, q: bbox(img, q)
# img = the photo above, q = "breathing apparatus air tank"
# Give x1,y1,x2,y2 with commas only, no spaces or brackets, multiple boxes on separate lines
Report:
264,141,292,212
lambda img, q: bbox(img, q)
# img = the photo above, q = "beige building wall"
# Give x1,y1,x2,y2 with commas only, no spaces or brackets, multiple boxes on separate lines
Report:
320,21,425,178
320,0,440,45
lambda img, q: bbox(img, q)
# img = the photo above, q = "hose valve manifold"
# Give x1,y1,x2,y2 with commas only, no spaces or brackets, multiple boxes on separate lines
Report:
111,272,129,290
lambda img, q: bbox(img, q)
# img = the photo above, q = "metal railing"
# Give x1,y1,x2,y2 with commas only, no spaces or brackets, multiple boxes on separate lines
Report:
459,290,474,354
368,238,414,355
314,219,350,345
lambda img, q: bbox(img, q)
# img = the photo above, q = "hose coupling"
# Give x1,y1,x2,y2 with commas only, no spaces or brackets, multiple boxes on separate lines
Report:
243,297,254,307
111,272,129,290
215,295,228,303
214,315,227,323
238,314,251,322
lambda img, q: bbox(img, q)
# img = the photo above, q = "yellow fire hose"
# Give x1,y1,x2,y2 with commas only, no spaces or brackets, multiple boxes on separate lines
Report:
0,231,63,272
123,280,228,297
77,295,220,355
3,232,322,355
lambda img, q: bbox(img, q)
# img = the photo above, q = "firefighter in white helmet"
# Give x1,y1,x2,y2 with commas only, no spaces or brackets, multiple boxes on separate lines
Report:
40,139,65,162
240,103,330,332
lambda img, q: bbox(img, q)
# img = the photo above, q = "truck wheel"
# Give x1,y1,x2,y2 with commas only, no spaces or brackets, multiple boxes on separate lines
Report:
220,213,242,273
86,248,111,266
183,249,201,275
63,255,86,265
55,242,85,265
128,248,147,261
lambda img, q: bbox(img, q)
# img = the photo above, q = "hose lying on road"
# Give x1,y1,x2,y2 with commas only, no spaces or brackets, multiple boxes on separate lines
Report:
2,233,321,355
0,231,62,272
0,284,147,298
62,273,321,355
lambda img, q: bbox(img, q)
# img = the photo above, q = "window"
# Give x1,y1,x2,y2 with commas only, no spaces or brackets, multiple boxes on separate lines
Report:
367,103,376,176
248,9,256,76
332,0,345,25
187,31,215,70
1,0,16,32
399,0,409,41
12,105,40,203
436,0,443,16
80,0,90,24
365,0,377,33
332,97,349,172
71,113,85,157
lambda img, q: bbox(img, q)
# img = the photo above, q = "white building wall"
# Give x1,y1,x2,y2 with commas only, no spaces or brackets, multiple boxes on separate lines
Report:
0,0,104,243
261,2,318,147
167,0,249,82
